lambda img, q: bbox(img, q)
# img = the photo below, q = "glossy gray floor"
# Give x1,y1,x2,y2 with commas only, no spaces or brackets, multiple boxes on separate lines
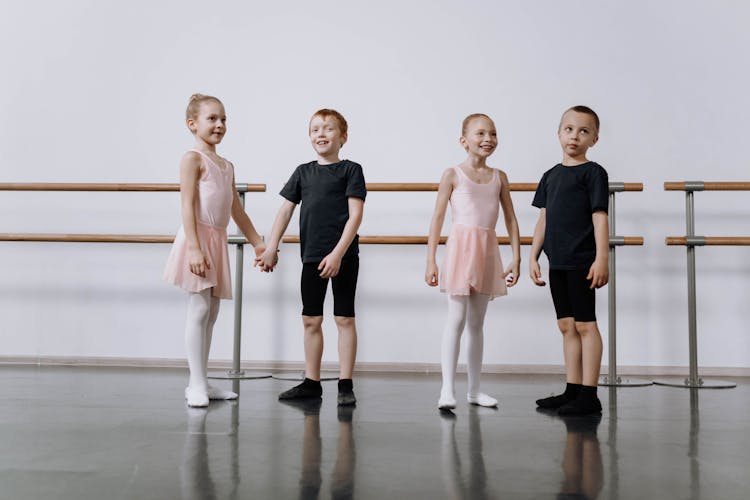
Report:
1,367,748,500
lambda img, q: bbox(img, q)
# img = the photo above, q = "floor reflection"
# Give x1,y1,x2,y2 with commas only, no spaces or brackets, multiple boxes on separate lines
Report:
180,381,240,500
558,415,603,499
281,399,357,500
440,408,492,500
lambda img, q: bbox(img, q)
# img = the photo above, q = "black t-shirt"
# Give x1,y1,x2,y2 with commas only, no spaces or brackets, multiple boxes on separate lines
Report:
280,160,367,264
532,162,609,270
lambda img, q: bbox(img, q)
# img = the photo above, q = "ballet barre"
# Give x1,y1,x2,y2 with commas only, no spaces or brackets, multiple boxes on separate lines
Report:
0,182,270,381
657,181,750,389
283,182,646,386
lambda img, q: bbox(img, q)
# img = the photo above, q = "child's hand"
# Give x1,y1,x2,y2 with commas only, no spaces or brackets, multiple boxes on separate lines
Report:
587,258,609,289
188,248,210,277
503,260,520,287
255,247,278,272
529,259,546,287
318,252,342,278
425,262,439,287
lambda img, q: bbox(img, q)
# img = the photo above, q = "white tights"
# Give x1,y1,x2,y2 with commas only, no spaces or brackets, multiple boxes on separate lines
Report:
185,288,220,392
441,294,490,399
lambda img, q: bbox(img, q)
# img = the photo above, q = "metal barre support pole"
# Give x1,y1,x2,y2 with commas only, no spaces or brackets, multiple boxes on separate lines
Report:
209,190,271,381
600,190,651,387
655,185,735,389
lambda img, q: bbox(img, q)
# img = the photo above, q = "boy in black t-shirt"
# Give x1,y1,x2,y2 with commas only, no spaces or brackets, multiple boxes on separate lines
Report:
529,106,609,416
257,109,366,406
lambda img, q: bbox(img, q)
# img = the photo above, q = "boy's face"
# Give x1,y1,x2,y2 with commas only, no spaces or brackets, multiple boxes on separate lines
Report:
309,115,346,157
558,111,598,159
460,116,498,158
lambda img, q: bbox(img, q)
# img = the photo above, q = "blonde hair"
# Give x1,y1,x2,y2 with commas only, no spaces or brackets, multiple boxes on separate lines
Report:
461,113,494,135
186,93,223,121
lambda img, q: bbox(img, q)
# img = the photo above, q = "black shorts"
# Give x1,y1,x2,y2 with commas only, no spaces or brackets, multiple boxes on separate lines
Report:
549,269,596,322
301,257,359,317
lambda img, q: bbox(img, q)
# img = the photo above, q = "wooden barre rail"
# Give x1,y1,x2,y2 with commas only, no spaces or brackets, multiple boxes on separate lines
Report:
664,181,750,191
0,233,176,243
0,183,266,192
0,234,645,245
282,235,644,245
666,237,750,246
367,182,643,192
0,182,644,193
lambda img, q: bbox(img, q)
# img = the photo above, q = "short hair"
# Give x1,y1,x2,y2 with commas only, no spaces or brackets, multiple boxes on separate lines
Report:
186,93,223,121
461,113,494,136
563,105,600,132
310,108,348,136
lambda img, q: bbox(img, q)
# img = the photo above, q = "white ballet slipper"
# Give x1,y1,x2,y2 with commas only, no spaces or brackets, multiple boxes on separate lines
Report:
438,394,457,410
207,384,238,400
467,392,498,407
184,386,209,408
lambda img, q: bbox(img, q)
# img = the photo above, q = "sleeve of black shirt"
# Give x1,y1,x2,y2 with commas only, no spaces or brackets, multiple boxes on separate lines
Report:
279,165,302,204
531,171,547,208
345,162,367,201
588,164,609,213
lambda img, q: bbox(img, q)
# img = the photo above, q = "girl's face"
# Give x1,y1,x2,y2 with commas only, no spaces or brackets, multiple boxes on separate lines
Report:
188,100,227,145
460,117,498,158
309,116,346,157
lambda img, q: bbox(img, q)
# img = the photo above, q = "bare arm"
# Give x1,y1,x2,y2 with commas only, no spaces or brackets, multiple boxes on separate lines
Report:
179,152,210,277
529,208,546,286
318,197,365,278
255,199,297,272
230,177,264,247
498,170,521,287
587,211,610,289
425,168,455,286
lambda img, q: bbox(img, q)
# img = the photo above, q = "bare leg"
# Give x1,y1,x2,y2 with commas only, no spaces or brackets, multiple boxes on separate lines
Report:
335,316,357,380
303,315,324,381
558,317,583,385
576,321,603,386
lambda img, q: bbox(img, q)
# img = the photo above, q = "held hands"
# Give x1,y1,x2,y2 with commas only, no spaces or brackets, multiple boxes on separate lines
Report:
425,261,439,287
188,248,210,277
587,258,609,289
254,245,279,273
529,259,546,287
503,260,520,287
318,252,342,279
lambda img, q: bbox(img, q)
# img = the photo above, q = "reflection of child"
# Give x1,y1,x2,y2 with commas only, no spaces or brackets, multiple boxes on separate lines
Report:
164,94,265,408
426,114,521,410
257,109,366,406
530,105,609,416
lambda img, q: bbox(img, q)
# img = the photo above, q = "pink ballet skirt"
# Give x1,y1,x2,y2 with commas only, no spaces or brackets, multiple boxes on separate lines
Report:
163,150,234,299
440,166,508,300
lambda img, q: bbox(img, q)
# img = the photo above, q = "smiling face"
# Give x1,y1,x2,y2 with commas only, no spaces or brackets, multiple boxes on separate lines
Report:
460,115,498,158
187,100,226,146
309,115,346,160
558,110,598,164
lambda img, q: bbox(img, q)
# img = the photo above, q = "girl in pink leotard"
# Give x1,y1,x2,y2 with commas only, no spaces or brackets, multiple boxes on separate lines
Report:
164,94,266,407
425,113,521,411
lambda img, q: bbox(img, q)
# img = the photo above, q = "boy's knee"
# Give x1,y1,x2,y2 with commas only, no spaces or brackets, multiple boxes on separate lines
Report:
302,315,323,330
557,318,577,335
334,315,355,330
575,321,599,336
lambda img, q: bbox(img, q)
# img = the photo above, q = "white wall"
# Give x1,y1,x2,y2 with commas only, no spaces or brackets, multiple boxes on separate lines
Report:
1,0,748,370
